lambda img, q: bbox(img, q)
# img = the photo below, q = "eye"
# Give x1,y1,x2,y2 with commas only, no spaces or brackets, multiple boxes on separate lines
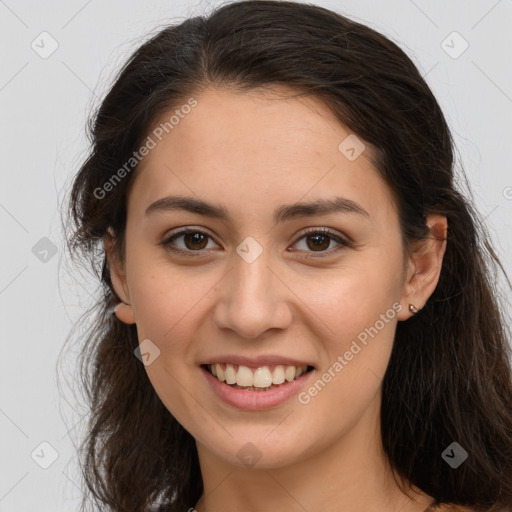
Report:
290,227,351,257
161,228,219,256
160,226,351,257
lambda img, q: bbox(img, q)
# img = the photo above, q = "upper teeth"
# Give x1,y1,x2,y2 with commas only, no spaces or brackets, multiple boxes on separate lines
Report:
209,363,308,388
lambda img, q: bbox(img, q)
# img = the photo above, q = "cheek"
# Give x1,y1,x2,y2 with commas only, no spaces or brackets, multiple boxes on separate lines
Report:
302,248,403,347
127,255,201,340
296,248,403,399
125,258,215,410
130,273,206,431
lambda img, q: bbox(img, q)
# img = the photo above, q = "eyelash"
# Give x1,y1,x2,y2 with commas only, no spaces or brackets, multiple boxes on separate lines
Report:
160,227,352,258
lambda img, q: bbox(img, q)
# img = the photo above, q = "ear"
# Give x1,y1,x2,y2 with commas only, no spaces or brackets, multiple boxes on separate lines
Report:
103,228,136,325
397,214,448,321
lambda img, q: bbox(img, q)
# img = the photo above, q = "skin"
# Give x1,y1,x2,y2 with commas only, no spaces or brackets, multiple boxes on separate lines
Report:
105,85,448,512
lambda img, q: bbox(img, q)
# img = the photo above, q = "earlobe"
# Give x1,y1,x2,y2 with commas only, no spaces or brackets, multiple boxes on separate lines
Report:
397,214,448,321
113,302,136,324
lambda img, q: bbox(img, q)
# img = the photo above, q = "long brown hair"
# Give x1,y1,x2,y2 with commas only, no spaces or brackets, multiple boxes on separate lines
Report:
62,1,512,511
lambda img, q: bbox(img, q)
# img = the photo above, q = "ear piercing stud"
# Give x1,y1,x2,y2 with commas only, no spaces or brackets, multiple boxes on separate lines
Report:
409,304,419,314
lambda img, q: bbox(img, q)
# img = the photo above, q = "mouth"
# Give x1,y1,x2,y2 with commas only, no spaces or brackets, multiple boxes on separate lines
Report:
201,363,315,391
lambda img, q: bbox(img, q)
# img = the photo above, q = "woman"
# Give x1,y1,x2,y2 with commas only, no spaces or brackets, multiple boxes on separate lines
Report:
65,1,512,511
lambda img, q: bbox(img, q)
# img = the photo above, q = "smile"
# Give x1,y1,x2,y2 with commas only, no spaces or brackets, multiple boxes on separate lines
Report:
203,363,314,391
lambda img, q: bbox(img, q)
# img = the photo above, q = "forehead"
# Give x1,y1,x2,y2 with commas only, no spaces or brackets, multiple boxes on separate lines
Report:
141,85,377,166
127,86,397,225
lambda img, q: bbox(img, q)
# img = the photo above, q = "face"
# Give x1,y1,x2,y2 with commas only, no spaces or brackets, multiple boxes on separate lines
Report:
110,85,416,470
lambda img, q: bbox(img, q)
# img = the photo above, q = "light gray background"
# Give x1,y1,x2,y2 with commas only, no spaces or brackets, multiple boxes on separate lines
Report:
1,1,511,510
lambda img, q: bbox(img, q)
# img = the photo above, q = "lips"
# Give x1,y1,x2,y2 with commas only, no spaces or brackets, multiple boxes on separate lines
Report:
200,362,316,410
200,355,315,389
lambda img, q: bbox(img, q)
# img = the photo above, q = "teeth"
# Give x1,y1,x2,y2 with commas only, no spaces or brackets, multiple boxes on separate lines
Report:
224,363,237,384
209,363,309,388
253,367,273,388
272,365,285,385
236,365,253,387
285,366,296,382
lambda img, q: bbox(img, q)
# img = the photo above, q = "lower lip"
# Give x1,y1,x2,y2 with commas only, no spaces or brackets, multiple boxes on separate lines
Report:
200,366,315,410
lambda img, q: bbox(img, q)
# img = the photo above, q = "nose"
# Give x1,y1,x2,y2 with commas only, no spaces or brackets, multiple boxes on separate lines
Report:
212,247,293,340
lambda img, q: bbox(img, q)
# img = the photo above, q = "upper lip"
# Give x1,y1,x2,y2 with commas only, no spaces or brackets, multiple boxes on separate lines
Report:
200,355,315,368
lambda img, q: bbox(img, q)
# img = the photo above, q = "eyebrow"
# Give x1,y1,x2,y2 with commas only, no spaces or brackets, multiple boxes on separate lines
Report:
144,195,369,223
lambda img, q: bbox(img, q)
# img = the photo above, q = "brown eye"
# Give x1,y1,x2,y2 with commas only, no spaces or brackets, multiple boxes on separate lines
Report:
182,232,209,250
304,233,331,251
291,228,350,256
161,229,218,256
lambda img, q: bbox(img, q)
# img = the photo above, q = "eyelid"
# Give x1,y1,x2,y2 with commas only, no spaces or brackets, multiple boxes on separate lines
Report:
290,227,352,256
160,226,220,256
160,226,352,257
